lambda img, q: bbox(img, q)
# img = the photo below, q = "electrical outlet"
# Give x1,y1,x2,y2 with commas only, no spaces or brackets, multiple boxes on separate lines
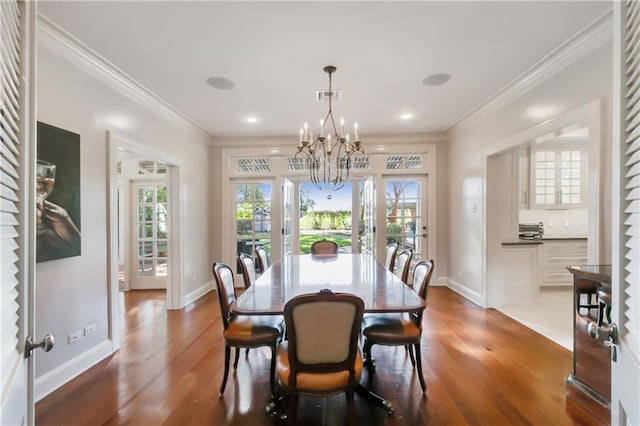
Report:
68,330,82,344
84,323,96,336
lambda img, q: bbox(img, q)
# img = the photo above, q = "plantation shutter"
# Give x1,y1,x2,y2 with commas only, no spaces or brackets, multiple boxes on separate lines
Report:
0,0,24,380
622,0,640,362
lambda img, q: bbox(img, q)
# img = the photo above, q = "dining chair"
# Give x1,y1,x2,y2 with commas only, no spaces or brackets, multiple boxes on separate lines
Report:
273,289,364,421
212,262,284,396
384,243,399,272
255,246,270,274
394,249,413,284
238,253,257,288
362,259,434,393
310,239,339,255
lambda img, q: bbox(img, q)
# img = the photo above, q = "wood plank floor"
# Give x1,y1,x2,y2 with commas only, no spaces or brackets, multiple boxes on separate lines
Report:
35,287,603,425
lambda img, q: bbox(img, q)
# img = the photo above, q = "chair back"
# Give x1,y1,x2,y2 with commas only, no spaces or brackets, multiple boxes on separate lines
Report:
384,243,399,272
410,259,435,326
255,246,270,273
212,262,236,329
283,290,364,389
310,239,339,255
395,249,413,283
238,253,256,288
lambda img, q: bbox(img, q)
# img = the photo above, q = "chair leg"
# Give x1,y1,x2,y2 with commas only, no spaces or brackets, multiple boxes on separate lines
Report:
413,342,427,394
219,344,231,396
364,339,374,373
269,345,277,396
245,348,250,357
407,344,416,367
233,347,241,369
597,301,605,327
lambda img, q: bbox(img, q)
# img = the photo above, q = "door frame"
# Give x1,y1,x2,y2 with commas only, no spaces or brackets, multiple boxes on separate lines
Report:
483,100,602,308
107,131,182,351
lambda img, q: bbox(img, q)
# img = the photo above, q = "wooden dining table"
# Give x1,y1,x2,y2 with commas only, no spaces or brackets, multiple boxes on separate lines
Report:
231,252,426,416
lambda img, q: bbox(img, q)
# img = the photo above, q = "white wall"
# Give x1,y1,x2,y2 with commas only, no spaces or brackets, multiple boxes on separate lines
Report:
35,46,211,386
447,41,613,300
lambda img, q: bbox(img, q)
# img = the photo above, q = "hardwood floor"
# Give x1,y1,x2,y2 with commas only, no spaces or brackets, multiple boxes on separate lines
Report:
35,287,603,425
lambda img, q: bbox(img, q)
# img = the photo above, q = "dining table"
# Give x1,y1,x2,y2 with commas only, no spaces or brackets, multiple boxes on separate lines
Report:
231,252,426,416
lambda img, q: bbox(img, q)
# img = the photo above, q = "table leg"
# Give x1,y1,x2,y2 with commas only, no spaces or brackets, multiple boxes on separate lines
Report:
265,386,394,417
355,384,395,415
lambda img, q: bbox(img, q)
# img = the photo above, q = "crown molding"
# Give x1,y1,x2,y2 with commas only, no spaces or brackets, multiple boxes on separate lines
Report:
450,9,613,133
37,15,211,143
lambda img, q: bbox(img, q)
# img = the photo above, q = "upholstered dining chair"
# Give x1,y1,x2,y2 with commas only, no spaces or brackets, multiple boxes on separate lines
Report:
362,259,434,393
255,246,270,274
238,253,257,288
212,262,284,396
384,243,399,272
310,239,339,255
394,249,413,284
273,290,364,421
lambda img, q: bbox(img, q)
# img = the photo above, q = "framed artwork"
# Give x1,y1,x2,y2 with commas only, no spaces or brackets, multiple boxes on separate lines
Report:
36,121,81,262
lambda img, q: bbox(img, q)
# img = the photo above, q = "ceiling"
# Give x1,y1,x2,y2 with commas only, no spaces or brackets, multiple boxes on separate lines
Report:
38,1,611,139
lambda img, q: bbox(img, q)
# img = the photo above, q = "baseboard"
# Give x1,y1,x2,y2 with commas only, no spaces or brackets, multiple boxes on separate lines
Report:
35,340,113,402
446,279,486,307
431,276,448,286
184,281,214,307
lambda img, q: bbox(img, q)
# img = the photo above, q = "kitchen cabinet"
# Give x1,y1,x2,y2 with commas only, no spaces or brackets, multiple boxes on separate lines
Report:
501,243,540,303
518,146,530,209
541,239,588,286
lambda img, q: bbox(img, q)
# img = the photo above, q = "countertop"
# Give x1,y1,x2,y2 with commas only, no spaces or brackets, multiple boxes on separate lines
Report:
502,236,587,246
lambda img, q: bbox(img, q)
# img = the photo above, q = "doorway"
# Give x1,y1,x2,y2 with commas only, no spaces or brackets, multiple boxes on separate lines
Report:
484,101,602,350
107,132,182,351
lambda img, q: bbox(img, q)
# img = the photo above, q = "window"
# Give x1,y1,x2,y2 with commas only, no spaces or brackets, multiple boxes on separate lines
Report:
138,160,167,175
532,147,584,208
235,183,272,271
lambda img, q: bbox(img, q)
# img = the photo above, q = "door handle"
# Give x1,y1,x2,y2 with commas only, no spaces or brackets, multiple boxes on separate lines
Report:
586,321,618,362
25,334,54,358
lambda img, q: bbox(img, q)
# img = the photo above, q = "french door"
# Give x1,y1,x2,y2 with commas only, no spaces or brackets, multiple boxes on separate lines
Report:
382,176,428,261
129,182,168,289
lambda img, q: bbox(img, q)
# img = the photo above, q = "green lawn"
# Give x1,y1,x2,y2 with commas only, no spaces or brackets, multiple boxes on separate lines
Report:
298,234,350,254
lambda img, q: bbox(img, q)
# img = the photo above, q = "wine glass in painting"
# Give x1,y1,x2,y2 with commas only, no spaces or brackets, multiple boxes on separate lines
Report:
36,160,56,228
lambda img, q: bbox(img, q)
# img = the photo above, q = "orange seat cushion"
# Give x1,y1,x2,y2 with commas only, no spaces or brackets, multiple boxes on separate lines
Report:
224,315,283,346
362,313,420,344
276,342,363,393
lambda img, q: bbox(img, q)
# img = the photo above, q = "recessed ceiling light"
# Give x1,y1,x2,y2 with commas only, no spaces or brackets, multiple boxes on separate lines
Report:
206,76,235,90
422,73,451,87
245,117,258,124
400,113,413,120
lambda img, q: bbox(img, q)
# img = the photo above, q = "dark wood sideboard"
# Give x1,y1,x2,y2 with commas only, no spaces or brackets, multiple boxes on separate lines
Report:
566,265,612,424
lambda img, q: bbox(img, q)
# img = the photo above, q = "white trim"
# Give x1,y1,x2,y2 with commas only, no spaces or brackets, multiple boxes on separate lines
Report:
430,276,448,287
452,10,612,132
34,340,113,402
37,15,211,143
184,281,214,307
446,279,486,308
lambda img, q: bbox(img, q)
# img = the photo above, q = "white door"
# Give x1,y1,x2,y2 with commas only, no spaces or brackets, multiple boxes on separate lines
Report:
359,177,375,255
382,176,428,260
611,2,640,424
129,182,168,289
1,1,41,424
282,178,293,256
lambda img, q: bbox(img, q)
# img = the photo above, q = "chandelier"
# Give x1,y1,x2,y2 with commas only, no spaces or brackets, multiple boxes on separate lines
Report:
295,65,364,192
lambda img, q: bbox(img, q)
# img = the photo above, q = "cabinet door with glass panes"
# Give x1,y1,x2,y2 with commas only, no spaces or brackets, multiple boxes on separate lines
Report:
531,147,585,209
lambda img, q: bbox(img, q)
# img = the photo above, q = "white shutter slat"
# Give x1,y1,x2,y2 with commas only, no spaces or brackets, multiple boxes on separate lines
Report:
0,155,19,179
0,169,18,191
0,133,20,167
0,183,18,203
622,0,640,364
0,0,23,367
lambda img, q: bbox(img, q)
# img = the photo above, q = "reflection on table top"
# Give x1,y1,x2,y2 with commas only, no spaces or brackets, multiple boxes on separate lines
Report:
232,253,425,315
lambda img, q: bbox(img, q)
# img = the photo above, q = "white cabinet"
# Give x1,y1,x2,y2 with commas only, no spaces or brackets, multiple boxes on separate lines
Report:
541,239,588,286
501,244,539,304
